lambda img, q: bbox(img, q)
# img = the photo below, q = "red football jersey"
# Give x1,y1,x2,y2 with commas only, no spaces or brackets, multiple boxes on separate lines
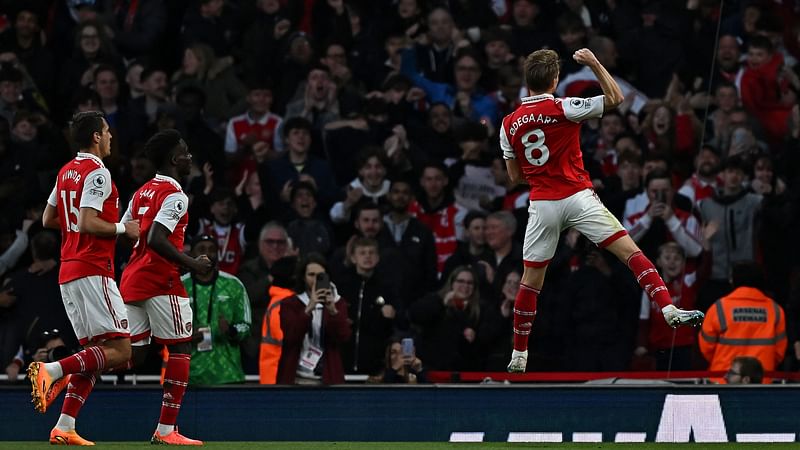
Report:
500,94,604,201
47,152,119,284
645,272,698,350
197,219,246,275
119,175,189,302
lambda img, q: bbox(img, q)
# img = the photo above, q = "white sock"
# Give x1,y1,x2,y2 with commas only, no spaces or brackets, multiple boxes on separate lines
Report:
511,349,528,359
55,414,76,431
156,423,175,435
44,362,63,379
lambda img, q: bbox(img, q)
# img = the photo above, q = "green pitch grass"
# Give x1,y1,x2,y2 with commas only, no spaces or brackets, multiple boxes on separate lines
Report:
1,443,798,449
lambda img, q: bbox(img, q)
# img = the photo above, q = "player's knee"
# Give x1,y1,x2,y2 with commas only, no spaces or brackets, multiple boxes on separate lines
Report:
104,338,132,366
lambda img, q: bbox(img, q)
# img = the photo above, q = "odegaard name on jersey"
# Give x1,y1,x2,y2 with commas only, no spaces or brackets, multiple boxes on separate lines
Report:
508,113,559,136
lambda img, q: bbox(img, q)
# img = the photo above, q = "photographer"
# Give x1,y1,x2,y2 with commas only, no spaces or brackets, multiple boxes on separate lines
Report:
277,253,350,385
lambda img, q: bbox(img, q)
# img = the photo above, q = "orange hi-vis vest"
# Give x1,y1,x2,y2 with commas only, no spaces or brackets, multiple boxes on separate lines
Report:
699,287,787,383
259,285,294,384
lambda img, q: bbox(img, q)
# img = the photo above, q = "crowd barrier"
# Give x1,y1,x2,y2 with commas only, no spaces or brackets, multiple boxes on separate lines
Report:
3,383,800,442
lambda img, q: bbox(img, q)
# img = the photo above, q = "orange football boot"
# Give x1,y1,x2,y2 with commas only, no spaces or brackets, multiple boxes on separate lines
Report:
151,428,203,446
49,428,95,446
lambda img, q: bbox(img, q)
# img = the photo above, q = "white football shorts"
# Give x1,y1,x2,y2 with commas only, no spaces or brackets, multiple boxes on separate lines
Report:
60,275,130,345
523,188,627,267
126,295,194,345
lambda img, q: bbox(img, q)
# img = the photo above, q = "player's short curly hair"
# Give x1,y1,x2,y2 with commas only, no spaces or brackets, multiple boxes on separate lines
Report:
524,49,561,94
144,129,184,169
70,111,105,149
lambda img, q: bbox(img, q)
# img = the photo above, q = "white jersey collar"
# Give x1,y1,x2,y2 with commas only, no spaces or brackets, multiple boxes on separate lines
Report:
76,152,105,167
154,174,182,190
521,93,554,103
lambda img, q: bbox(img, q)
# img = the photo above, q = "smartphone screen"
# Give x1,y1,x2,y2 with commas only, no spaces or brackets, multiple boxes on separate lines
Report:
401,338,414,357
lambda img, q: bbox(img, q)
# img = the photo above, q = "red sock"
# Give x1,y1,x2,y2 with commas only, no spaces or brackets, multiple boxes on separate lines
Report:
627,251,671,309
58,346,107,375
159,353,191,426
513,284,540,352
61,372,97,419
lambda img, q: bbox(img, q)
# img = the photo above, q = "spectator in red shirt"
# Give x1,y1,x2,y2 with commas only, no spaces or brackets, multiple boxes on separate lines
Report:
634,242,698,371
740,35,795,146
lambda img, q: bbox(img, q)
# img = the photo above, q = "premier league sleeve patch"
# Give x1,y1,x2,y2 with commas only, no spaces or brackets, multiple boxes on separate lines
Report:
168,198,187,221
88,173,107,196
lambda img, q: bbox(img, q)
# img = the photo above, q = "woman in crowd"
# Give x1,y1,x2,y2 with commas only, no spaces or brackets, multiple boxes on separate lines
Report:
277,254,350,385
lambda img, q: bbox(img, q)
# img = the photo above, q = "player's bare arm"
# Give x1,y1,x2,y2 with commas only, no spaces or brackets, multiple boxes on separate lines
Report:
505,159,524,185
148,222,213,274
42,204,60,229
573,48,624,109
78,207,139,239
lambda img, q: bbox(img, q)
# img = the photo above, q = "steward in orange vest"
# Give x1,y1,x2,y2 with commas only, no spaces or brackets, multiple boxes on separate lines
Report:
258,257,297,384
699,262,786,383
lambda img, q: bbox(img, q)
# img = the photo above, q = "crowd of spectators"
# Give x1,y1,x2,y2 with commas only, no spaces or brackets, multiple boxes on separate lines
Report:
1,0,800,384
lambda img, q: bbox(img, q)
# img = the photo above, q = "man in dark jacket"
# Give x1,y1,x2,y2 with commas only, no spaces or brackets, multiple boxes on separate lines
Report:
332,237,400,375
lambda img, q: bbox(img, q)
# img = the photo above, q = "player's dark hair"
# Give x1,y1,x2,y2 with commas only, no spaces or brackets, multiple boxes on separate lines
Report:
524,49,561,93
143,129,184,169
70,111,106,149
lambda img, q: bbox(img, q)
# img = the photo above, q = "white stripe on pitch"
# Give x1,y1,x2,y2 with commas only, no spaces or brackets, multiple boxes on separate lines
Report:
572,432,603,442
615,432,647,442
507,432,562,442
449,432,484,442
736,433,796,443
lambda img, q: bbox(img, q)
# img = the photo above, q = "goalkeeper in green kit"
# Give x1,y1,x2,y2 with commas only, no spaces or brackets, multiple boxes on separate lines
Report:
183,234,252,385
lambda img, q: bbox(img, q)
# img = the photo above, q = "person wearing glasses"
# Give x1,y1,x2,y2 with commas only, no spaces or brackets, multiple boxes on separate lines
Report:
238,221,295,371
724,356,763,385
409,265,503,371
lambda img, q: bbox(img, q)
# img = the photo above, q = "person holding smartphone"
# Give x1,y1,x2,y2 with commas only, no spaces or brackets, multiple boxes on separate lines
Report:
276,253,351,385
372,336,427,384
622,169,703,262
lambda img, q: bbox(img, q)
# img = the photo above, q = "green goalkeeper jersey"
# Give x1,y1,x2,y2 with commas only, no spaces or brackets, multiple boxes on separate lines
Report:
183,271,251,385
